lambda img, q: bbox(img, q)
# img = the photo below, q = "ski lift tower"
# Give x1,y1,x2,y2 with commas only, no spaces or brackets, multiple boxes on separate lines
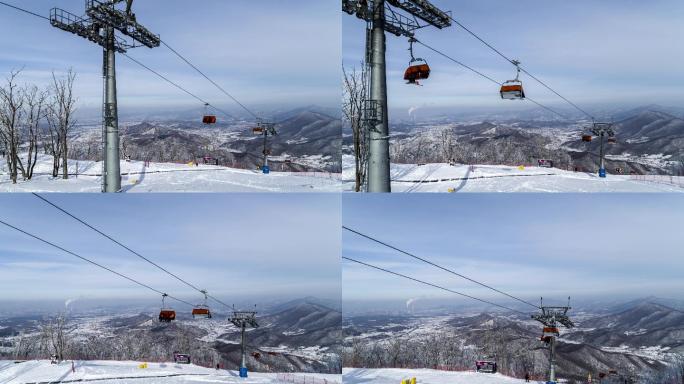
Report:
531,298,574,384
255,121,277,174
230,311,258,377
343,0,451,192
591,122,615,178
49,0,160,193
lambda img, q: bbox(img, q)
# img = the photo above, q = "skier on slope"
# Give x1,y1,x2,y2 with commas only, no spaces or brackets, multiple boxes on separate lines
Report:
525,372,530,382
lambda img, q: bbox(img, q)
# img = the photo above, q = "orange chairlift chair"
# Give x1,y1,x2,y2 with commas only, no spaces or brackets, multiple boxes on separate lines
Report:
404,37,431,85
202,103,217,124
541,326,559,344
192,290,212,319
159,293,176,322
500,60,525,100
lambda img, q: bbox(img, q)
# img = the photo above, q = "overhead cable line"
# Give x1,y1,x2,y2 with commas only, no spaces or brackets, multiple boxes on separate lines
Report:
121,53,237,121
343,256,528,315
416,39,501,86
343,226,541,309
0,1,237,122
415,39,569,120
525,97,570,120
0,1,48,20
447,15,594,120
0,218,194,307
32,193,236,311
160,40,260,120
519,68,593,120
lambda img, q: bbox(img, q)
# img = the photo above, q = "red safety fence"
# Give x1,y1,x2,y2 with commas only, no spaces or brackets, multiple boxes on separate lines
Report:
630,174,684,188
276,373,341,384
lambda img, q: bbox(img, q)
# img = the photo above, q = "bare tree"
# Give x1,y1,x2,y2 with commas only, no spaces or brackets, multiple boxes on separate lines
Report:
40,313,70,361
0,70,25,184
440,128,455,164
20,85,47,180
48,69,77,179
342,63,368,192
44,108,63,178
12,332,35,360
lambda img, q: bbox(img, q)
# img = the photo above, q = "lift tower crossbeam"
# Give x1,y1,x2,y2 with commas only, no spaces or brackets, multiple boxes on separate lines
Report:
49,0,159,193
230,311,258,378
343,0,450,192
531,298,574,384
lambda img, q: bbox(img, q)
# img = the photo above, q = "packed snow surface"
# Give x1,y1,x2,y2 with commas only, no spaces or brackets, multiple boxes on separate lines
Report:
0,360,341,384
0,155,340,192
342,156,683,192
343,368,536,384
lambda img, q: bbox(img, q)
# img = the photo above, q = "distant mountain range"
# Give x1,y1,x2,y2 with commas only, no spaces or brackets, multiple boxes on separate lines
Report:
0,297,341,374
343,105,683,175
72,106,342,172
384,103,684,123
343,297,683,382
565,109,684,171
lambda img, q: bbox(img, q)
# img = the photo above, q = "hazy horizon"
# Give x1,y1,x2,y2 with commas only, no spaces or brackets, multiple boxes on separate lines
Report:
343,194,684,306
0,194,341,303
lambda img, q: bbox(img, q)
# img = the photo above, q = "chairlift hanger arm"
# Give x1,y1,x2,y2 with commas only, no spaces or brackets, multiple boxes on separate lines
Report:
512,60,521,81
126,0,133,17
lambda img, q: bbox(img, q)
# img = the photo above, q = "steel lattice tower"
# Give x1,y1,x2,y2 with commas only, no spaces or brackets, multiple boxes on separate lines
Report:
50,0,159,192
230,311,258,378
591,122,616,178
343,0,451,192
531,298,575,384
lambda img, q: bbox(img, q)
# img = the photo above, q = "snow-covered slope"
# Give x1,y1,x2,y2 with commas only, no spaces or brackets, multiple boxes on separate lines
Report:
343,368,534,384
0,155,340,192
342,156,683,192
0,360,341,384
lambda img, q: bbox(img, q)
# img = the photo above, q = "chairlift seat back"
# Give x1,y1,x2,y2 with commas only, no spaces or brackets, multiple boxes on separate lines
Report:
202,115,217,124
500,83,525,99
192,307,211,318
404,62,431,84
159,310,176,322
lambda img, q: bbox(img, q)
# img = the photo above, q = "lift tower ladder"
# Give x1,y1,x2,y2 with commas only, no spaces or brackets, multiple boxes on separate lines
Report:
230,311,259,378
50,0,160,193
343,0,450,192
531,298,574,384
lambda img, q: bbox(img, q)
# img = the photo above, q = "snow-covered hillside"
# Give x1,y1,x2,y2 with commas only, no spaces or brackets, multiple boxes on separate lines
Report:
343,368,535,384
342,156,683,192
0,155,340,192
0,360,341,384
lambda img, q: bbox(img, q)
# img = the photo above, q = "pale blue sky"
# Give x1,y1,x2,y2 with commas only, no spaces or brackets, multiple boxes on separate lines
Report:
343,194,684,305
0,194,341,303
343,0,684,113
0,0,340,116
